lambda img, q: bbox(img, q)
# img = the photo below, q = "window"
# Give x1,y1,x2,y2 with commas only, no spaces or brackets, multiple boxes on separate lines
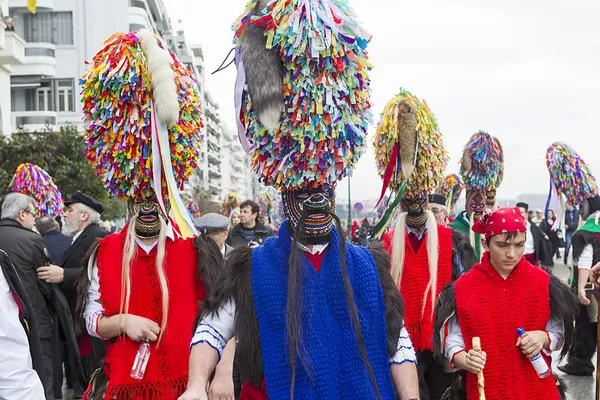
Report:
177,41,187,56
57,79,74,112
129,23,146,32
37,88,52,111
23,12,74,45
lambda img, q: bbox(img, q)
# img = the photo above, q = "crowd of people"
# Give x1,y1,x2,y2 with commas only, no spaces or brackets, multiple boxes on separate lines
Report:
1,1,599,400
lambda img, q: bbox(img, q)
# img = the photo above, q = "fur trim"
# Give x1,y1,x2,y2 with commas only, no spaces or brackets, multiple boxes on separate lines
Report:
241,2,283,131
451,228,476,279
397,100,418,179
369,241,404,357
136,29,179,125
433,282,456,361
549,274,578,360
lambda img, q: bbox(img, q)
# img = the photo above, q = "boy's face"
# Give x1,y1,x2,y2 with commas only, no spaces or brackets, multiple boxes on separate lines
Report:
483,232,526,273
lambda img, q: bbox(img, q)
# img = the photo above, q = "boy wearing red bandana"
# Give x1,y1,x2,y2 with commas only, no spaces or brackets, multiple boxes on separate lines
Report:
434,207,577,400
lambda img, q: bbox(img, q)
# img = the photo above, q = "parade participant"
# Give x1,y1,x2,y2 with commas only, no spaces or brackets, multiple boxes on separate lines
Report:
427,193,448,226
180,1,420,399
451,131,504,260
545,142,600,376
8,163,64,219
76,29,227,399
435,174,464,222
373,89,476,400
434,207,577,400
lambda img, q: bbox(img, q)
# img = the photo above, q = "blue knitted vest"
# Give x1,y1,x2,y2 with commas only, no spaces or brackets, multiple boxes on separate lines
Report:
251,220,395,399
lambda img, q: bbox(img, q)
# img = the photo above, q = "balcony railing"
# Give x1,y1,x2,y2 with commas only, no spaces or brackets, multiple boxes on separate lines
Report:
13,111,57,127
25,47,55,57
22,36,57,44
129,0,146,9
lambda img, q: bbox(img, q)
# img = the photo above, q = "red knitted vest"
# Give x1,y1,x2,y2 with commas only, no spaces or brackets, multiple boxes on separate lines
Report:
454,253,559,400
383,225,453,351
97,227,204,399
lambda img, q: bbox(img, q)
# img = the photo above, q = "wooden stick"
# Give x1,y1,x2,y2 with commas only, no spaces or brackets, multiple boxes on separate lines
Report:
472,337,486,400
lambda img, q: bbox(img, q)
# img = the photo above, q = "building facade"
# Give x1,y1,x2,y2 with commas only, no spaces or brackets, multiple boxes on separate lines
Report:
8,0,170,133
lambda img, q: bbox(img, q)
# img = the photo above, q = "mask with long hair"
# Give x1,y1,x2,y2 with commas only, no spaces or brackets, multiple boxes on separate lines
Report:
127,196,170,239
401,193,428,231
466,189,485,220
281,186,336,244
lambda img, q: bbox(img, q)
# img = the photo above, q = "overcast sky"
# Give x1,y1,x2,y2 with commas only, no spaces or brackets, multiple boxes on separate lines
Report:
166,0,600,201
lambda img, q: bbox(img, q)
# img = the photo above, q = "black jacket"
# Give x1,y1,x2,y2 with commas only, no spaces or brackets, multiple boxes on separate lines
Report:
0,219,54,338
0,249,47,386
226,222,274,248
60,223,109,313
42,229,72,264
565,210,580,233
529,221,553,266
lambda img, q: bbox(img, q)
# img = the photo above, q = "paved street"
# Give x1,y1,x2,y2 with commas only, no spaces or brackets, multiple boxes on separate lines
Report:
552,255,595,400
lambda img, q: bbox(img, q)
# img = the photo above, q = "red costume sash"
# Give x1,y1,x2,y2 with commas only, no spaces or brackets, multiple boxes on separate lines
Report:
454,253,559,400
383,225,453,351
95,227,203,399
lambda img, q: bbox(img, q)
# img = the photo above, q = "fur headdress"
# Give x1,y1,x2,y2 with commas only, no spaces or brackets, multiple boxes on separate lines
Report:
372,88,448,236
459,131,504,193
233,0,372,191
436,174,464,207
546,142,598,206
81,30,203,237
9,163,64,217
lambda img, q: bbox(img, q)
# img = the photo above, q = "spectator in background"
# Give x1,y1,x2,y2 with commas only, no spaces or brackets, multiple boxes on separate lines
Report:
226,200,274,248
36,216,71,265
527,210,534,221
564,203,580,264
230,208,241,228
532,208,544,226
516,202,553,268
0,193,54,399
540,209,561,261
428,194,448,226
197,213,233,259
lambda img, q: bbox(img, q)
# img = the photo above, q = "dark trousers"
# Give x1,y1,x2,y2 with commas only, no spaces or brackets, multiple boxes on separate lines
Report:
417,350,454,400
565,304,597,371
41,338,54,400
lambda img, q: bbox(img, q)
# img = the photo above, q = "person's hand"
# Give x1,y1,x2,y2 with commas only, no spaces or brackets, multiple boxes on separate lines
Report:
208,368,235,400
178,387,208,400
249,241,259,249
464,349,486,374
516,330,547,359
37,265,64,283
578,286,591,305
591,263,600,284
122,315,160,342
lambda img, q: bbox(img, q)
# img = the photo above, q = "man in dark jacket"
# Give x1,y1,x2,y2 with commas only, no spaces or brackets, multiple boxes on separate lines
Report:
226,200,274,248
0,248,46,399
37,215,71,264
0,192,54,399
517,202,553,267
564,202,580,264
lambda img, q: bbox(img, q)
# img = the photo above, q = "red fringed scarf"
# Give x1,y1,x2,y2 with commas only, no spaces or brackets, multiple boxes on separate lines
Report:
454,253,559,400
94,227,204,399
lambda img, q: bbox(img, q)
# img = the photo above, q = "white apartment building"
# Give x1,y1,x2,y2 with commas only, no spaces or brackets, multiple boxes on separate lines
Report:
221,128,255,201
8,0,170,133
0,0,26,135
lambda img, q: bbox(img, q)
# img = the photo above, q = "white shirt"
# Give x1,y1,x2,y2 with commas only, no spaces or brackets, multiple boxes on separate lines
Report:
577,211,599,270
525,222,535,255
0,267,45,399
71,229,83,244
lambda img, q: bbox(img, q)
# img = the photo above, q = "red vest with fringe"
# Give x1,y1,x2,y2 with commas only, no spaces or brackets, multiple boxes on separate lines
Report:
454,254,559,400
97,226,203,399
383,225,453,351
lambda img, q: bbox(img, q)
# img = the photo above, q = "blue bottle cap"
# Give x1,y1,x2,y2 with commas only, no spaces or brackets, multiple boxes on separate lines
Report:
516,327,525,336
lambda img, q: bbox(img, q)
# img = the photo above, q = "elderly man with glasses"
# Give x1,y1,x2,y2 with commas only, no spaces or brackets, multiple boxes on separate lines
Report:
0,192,55,399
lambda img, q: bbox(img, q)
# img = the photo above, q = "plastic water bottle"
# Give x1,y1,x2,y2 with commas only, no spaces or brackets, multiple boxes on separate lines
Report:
130,342,151,379
516,327,551,378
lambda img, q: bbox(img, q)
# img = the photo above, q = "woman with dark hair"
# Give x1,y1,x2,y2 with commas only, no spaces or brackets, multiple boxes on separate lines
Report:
540,210,561,260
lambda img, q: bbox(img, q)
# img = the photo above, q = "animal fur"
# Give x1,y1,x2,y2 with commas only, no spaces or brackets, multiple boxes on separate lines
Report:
461,133,478,174
241,0,283,131
137,29,179,125
451,229,476,279
397,100,418,179
549,274,577,360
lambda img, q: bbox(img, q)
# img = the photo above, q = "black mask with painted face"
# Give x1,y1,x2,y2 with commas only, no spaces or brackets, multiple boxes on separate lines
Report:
466,189,486,221
401,193,428,231
127,196,170,239
282,186,336,245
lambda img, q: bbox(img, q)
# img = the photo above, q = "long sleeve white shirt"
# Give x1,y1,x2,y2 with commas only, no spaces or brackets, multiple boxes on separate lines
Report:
0,267,45,399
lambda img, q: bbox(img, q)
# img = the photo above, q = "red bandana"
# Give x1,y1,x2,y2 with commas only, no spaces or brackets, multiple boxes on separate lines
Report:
472,206,526,238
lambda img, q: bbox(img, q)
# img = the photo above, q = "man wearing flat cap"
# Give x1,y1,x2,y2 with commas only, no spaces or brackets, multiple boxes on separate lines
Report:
37,191,109,396
197,213,234,259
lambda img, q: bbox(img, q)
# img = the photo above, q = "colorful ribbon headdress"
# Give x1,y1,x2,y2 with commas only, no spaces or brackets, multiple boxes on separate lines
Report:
221,191,241,217
436,174,464,208
546,142,598,207
459,131,504,192
256,191,274,224
9,163,64,217
372,88,448,236
81,30,203,238
233,0,372,191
